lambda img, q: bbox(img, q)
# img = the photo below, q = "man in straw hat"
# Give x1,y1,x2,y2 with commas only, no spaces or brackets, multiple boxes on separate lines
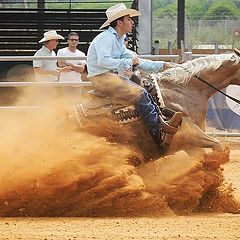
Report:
87,3,183,148
33,30,72,82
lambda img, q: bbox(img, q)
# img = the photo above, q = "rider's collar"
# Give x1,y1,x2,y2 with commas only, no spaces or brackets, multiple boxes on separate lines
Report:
108,26,125,42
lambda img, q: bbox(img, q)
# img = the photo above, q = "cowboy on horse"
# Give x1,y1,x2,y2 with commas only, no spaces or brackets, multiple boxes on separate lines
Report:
86,3,183,149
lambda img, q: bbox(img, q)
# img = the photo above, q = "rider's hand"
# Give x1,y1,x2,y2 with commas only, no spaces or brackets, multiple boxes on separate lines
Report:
163,62,172,70
163,62,180,70
123,68,133,78
132,57,140,67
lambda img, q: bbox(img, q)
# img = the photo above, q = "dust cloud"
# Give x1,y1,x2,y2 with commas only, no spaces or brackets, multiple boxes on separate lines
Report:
0,66,238,217
0,105,170,217
0,69,170,217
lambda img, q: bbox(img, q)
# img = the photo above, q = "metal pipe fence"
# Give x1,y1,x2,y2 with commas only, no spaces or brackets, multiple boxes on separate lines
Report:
0,53,211,62
0,54,188,90
0,54,239,136
0,53,220,90
0,56,87,61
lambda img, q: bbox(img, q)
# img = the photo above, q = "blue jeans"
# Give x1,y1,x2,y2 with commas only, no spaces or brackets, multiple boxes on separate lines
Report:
90,72,160,134
136,89,160,134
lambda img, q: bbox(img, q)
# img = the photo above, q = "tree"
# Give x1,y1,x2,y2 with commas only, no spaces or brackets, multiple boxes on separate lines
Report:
203,0,240,20
153,2,177,18
152,0,175,9
153,0,240,20
185,0,209,20
233,0,240,8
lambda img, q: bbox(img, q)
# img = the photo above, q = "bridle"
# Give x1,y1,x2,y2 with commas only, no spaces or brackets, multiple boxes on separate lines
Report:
192,73,240,105
172,62,240,105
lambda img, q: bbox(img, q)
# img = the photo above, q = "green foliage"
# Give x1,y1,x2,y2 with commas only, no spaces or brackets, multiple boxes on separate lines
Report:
153,0,240,20
185,0,209,19
154,0,209,19
153,2,177,18
203,0,240,20
153,16,178,48
152,0,175,9
233,0,240,8
152,0,240,48
186,20,234,45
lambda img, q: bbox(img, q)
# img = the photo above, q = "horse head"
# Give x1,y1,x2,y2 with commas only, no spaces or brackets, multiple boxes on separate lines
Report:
162,51,240,90
143,51,240,153
153,51,240,129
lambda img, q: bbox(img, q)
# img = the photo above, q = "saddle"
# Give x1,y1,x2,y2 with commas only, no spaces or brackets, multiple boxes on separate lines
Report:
74,72,183,150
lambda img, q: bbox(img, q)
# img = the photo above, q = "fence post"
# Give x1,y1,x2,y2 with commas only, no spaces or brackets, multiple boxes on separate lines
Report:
214,42,219,54
184,51,192,61
180,40,185,60
153,40,160,55
187,45,192,52
168,41,173,55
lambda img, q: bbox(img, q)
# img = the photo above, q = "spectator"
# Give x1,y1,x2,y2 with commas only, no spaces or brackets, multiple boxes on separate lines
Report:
33,30,71,82
57,32,86,104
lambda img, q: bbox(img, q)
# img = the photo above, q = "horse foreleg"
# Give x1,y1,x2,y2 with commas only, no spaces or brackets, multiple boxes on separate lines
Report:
172,117,224,152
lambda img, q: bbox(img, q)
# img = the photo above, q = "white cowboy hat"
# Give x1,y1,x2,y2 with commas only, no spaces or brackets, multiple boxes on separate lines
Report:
39,30,64,43
100,3,141,30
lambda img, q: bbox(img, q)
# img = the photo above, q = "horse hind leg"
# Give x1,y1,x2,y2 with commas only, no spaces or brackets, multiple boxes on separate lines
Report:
173,117,224,152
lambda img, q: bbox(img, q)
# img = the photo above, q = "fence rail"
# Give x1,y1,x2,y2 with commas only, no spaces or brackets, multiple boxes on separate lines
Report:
0,53,239,134
0,53,209,62
0,56,87,61
0,53,216,89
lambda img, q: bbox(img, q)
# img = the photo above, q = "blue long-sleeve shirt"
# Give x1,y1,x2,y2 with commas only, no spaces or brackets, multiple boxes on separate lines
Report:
87,27,164,77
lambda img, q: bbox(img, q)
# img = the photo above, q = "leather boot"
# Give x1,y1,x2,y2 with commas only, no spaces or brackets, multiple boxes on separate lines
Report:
160,111,183,145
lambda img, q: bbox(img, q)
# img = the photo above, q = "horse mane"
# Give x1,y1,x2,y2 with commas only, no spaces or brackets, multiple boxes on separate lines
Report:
158,53,240,86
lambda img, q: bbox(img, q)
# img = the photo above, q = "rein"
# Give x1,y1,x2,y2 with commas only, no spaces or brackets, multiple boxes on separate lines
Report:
193,73,240,105
178,65,240,105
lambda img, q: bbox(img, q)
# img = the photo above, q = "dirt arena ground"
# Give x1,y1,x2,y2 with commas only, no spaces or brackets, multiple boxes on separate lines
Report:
1,62,240,240
0,138,239,240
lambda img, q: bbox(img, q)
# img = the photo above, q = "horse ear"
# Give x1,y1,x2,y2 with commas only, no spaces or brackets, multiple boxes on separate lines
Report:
233,48,240,57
